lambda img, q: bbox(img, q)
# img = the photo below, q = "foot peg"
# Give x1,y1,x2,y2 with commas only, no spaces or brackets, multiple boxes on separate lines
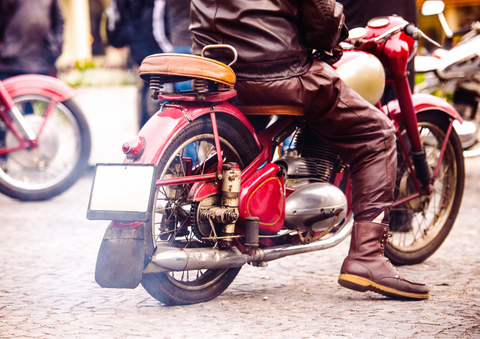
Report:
298,209,343,244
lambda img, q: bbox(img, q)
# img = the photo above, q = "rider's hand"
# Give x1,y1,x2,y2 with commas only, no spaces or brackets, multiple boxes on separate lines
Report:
312,44,343,65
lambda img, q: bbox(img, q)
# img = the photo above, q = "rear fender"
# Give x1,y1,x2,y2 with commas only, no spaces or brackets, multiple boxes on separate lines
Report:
95,223,145,288
114,102,260,229
384,93,462,131
2,74,75,102
134,101,261,165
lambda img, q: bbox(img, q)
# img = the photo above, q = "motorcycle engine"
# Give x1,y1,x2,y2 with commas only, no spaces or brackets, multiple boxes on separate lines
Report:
274,127,347,232
274,127,343,187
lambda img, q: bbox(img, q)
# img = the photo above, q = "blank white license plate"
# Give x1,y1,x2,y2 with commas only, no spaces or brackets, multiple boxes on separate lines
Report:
87,164,157,221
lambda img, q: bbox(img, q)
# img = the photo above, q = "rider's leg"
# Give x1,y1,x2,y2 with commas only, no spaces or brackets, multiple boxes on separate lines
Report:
232,58,429,299
304,60,429,299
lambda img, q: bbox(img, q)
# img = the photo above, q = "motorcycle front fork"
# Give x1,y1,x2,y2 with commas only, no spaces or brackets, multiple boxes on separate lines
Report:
0,81,37,145
392,76,456,200
394,77,433,194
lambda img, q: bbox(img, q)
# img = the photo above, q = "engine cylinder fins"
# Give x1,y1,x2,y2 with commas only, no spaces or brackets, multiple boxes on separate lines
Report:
279,158,335,182
294,127,339,161
291,127,341,182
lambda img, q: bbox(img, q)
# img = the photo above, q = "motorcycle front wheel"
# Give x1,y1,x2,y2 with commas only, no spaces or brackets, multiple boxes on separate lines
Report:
0,95,91,201
141,116,258,306
386,111,465,265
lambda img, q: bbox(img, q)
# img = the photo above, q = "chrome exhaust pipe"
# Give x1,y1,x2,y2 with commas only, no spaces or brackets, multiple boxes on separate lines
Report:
144,214,353,273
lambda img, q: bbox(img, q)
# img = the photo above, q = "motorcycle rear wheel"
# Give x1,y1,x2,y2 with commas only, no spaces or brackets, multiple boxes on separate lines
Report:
141,116,258,306
0,95,91,201
386,111,465,265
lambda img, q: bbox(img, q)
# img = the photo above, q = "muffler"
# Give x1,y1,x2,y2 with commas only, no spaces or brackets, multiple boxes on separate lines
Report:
144,214,353,273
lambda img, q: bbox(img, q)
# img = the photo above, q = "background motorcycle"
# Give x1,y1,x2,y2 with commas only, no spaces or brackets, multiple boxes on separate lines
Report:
415,0,480,157
0,75,91,201
88,16,464,305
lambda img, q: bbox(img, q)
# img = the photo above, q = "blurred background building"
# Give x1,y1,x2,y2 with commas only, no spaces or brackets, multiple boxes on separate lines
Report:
56,0,108,68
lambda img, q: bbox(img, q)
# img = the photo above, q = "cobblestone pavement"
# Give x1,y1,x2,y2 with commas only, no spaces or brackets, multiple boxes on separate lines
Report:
1,156,480,339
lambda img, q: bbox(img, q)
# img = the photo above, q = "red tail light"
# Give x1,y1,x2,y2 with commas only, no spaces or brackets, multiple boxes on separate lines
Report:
122,136,145,160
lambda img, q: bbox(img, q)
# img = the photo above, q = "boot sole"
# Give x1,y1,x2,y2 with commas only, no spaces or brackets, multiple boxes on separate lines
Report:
338,274,429,300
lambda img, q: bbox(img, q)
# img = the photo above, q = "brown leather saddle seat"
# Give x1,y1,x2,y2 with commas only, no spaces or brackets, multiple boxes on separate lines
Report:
138,53,236,87
138,53,306,117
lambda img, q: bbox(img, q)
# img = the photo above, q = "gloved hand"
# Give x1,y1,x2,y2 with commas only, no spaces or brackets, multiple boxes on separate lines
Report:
312,44,344,66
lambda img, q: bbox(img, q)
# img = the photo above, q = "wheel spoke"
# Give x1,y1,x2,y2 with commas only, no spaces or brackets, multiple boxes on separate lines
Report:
150,131,245,284
141,119,258,304
387,114,463,265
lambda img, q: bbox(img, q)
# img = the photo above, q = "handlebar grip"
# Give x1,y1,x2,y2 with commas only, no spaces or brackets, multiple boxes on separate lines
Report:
404,23,422,40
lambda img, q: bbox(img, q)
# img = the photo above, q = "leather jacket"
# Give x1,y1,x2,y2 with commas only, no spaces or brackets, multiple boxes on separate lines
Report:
190,0,311,81
190,0,346,81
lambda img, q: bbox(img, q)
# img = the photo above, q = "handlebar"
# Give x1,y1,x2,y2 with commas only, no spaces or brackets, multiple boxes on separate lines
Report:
404,24,423,40
403,23,442,48
373,24,406,43
347,23,441,48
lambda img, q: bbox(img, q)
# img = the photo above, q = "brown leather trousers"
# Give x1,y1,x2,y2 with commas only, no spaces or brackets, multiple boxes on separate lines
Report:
231,59,397,222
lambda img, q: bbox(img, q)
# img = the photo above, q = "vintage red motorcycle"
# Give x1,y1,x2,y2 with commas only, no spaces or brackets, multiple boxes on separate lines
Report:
0,75,91,201
88,16,464,305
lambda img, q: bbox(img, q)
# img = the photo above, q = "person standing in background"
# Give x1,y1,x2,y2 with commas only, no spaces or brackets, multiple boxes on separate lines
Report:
165,0,192,91
0,0,64,80
106,0,173,126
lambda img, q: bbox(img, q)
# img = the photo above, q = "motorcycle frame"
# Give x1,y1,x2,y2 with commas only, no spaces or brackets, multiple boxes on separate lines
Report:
147,106,292,188
147,88,462,221
148,94,456,215
118,16,465,233
122,89,462,234
92,16,466,292
0,74,75,156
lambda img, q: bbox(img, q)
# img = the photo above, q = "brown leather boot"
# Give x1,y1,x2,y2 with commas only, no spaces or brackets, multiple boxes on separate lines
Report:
338,221,429,299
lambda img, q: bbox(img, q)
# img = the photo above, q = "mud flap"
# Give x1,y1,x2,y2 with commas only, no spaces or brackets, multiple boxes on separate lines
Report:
95,223,145,289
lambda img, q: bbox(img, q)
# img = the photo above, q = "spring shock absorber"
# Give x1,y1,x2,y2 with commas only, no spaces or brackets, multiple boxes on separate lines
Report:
149,75,164,98
192,79,209,93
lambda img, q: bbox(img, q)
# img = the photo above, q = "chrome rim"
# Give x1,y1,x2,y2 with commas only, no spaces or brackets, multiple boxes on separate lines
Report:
0,95,82,190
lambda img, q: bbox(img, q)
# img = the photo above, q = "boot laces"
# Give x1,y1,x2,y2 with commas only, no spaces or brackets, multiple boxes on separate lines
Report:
380,231,396,269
